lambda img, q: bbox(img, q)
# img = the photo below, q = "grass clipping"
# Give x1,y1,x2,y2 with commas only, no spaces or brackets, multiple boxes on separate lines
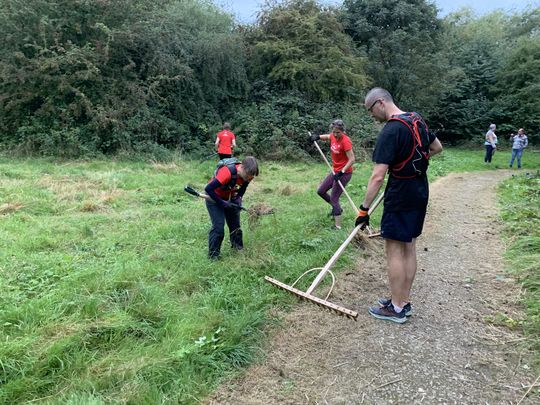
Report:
247,203,275,229
352,228,381,251
0,203,24,215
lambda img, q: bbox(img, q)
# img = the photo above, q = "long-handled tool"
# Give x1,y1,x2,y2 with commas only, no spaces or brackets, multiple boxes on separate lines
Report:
310,132,380,237
184,185,247,211
265,192,384,320
200,151,218,162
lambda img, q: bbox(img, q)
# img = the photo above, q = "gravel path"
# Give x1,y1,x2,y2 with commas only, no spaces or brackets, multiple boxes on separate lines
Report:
209,171,537,405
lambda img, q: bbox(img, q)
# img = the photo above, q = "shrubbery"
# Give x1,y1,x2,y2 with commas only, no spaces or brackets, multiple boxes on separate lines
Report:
0,0,538,157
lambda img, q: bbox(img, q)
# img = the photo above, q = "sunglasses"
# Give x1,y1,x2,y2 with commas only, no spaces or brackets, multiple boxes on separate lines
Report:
367,99,381,113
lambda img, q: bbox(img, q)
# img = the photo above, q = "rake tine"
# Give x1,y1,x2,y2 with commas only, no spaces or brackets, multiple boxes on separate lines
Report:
265,276,358,320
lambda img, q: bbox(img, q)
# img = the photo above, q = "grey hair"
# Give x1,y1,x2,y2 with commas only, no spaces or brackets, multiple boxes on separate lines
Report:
331,119,345,131
242,156,259,177
489,124,496,130
365,87,393,105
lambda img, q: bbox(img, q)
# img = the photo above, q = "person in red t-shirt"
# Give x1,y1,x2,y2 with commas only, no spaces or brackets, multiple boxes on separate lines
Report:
309,119,355,229
204,156,259,259
215,122,237,159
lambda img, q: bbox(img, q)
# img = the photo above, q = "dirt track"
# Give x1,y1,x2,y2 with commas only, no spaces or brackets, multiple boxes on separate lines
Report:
209,171,537,405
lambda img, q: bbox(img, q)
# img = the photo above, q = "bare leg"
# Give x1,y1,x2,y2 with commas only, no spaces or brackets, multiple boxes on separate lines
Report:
385,238,417,308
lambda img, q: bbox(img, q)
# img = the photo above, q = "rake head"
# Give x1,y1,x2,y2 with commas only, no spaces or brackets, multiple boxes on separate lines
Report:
265,276,358,320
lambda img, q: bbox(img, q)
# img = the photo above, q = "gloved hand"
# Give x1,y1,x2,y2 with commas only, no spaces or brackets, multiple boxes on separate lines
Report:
354,205,370,229
309,133,320,142
333,170,344,182
230,196,243,212
221,200,232,210
231,195,242,206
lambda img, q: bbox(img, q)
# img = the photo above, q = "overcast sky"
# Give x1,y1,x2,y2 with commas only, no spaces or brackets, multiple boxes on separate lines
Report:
218,0,538,23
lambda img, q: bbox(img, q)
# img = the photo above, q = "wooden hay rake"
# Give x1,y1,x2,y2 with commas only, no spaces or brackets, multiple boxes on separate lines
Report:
265,193,384,320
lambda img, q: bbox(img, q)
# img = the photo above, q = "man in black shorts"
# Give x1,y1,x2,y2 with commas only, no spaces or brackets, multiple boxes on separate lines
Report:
354,88,443,323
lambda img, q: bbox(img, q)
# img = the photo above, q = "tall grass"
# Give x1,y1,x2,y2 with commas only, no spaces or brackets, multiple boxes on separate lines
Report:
499,171,540,366
1,148,539,403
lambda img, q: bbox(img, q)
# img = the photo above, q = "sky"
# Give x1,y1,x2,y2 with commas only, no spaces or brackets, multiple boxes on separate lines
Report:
218,0,538,24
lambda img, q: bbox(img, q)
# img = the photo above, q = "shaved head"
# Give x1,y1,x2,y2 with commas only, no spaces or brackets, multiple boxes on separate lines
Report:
364,87,393,106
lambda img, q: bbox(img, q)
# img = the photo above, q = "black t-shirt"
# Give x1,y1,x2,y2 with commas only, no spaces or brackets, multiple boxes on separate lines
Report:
372,117,436,212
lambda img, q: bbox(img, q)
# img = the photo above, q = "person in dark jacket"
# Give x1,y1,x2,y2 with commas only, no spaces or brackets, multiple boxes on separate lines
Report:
204,156,259,259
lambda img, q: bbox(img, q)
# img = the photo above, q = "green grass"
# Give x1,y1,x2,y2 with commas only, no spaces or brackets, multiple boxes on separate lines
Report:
0,148,539,403
499,170,540,367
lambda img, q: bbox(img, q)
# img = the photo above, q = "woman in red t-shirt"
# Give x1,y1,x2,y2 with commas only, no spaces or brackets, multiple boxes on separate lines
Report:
309,120,355,229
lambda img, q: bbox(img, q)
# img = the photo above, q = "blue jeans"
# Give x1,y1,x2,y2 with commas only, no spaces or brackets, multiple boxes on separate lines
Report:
205,201,243,258
509,148,523,168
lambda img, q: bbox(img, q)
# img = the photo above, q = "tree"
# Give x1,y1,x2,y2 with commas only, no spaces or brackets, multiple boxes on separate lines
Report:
492,36,540,141
0,0,249,156
430,9,529,143
341,0,447,114
247,0,368,103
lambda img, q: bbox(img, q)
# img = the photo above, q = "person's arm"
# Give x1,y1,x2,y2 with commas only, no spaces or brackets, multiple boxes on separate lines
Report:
319,134,331,141
215,136,220,150
523,136,528,148
205,179,228,207
429,138,443,156
232,138,237,148
361,163,388,208
341,149,355,172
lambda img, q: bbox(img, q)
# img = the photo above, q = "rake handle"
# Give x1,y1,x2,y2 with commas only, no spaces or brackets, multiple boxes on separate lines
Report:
184,186,246,211
306,225,362,295
305,191,384,295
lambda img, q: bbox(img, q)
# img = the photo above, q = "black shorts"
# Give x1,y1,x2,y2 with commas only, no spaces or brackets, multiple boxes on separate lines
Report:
380,208,427,242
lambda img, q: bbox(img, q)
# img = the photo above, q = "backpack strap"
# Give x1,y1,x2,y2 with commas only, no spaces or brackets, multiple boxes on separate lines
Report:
388,112,430,179
216,162,239,191
224,163,238,190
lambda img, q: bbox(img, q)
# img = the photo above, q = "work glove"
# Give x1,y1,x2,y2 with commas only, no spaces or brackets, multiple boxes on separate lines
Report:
231,195,242,206
230,196,243,212
221,200,232,210
354,205,370,229
309,133,320,142
333,170,344,182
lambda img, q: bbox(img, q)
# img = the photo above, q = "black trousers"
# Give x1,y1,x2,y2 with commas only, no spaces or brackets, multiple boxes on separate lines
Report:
484,145,494,162
205,200,243,258
218,153,232,160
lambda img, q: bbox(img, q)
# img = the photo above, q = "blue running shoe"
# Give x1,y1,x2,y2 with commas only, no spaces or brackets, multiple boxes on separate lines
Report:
378,298,412,316
368,303,407,323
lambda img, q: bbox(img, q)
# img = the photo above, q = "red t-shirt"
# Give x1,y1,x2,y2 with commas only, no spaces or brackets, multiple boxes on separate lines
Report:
216,130,236,154
330,133,353,173
210,164,245,200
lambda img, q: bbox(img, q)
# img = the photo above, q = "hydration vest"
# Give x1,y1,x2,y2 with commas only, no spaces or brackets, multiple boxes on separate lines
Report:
388,112,431,179
214,157,240,190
